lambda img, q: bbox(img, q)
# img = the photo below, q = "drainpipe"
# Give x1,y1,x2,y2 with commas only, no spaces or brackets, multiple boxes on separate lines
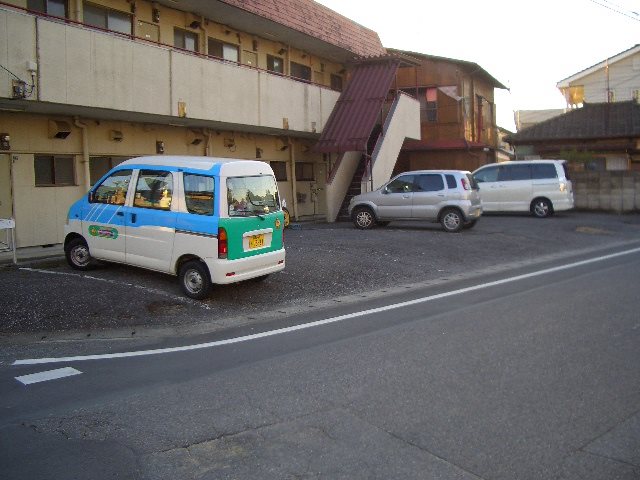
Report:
204,129,213,156
74,117,90,190
288,138,298,220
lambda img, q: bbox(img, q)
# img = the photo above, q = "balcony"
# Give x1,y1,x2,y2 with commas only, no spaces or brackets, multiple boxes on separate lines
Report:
0,6,340,136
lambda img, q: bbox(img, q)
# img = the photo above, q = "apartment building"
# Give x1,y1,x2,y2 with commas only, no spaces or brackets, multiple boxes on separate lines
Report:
388,49,506,173
0,0,420,247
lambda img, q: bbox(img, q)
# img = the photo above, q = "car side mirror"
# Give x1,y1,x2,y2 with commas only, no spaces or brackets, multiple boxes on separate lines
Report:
382,186,390,194
88,191,94,202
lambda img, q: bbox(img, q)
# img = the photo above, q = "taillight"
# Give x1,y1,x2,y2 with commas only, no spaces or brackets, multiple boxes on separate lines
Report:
461,178,470,190
218,227,228,259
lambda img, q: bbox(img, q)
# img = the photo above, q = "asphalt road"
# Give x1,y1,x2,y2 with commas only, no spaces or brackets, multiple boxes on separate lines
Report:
1,212,640,340
1,244,639,479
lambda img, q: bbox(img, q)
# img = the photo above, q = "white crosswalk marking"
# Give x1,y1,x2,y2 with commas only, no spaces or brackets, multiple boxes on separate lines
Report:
15,367,82,385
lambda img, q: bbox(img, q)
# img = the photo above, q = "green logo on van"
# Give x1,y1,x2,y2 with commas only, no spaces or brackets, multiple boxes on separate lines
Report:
88,225,119,239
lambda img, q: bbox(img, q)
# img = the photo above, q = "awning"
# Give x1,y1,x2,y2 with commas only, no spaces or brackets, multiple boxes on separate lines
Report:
314,59,401,154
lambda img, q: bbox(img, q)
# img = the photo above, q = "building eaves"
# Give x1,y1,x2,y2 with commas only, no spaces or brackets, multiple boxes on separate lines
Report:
505,101,640,144
387,48,507,90
557,44,640,88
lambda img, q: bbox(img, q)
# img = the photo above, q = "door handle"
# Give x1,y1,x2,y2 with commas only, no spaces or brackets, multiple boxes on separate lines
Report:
131,213,137,223
116,211,124,216
402,195,410,199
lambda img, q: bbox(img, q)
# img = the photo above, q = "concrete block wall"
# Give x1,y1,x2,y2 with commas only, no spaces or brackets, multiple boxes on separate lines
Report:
572,171,640,212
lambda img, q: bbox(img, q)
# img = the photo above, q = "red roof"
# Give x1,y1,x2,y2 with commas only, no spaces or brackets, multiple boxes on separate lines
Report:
220,0,385,57
315,60,401,153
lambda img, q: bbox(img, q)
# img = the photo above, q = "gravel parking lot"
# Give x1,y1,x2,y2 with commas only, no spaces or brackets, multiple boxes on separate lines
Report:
1,212,639,338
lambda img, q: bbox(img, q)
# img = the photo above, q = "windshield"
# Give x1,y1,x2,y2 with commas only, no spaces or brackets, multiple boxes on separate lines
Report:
227,175,280,217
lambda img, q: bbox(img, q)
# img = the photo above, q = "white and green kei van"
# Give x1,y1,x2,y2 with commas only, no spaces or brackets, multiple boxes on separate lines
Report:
64,156,286,299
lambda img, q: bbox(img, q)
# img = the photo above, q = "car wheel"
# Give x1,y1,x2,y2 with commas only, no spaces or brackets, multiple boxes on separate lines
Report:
463,219,477,229
65,237,94,271
531,198,553,218
179,260,211,300
352,207,375,229
440,208,464,233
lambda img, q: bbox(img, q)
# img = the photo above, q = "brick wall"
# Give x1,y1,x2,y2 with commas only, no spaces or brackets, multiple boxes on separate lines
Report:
573,171,640,212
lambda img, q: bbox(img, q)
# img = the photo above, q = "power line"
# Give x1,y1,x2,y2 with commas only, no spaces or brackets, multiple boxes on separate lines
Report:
588,0,640,21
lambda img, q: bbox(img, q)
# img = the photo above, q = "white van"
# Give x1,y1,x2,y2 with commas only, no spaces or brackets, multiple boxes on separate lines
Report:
472,160,574,218
64,156,286,299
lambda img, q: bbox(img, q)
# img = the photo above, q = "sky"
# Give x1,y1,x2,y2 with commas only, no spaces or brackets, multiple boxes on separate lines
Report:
315,0,639,131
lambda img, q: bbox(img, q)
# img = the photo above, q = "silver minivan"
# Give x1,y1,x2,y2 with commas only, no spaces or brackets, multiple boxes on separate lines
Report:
472,160,574,218
348,170,482,232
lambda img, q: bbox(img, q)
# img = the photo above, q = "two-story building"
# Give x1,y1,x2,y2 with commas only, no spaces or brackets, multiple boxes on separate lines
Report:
557,44,640,107
0,0,420,247
387,49,507,174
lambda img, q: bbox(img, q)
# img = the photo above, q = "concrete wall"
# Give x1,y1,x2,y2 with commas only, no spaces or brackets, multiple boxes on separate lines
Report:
365,93,420,191
573,171,640,212
1,8,340,135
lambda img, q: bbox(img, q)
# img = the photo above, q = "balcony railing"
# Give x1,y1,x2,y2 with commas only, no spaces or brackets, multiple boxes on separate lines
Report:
0,3,340,135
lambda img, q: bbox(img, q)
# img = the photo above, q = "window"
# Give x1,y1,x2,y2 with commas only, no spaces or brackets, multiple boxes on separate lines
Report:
174,28,198,52
531,164,557,179
184,174,214,216
28,0,66,17
425,88,437,122
331,74,343,92
133,170,173,210
295,162,314,181
34,155,75,186
415,174,444,192
270,161,287,181
208,38,239,62
91,169,132,205
499,164,531,181
227,175,279,217
386,175,415,193
90,156,126,185
290,62,311,82
267,55,284,74
445,174,457,189
83,3,131,35
473,166,498,183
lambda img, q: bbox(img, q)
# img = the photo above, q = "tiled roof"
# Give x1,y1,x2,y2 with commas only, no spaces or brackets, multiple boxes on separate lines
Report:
505,101,640,143
220,0,385,57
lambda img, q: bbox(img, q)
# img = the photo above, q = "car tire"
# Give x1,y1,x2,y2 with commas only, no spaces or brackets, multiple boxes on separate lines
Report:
531,198,553,218
440,208,464,233
352,206,375,230
179,260,211,300
463,219,477,229
65,237,94,271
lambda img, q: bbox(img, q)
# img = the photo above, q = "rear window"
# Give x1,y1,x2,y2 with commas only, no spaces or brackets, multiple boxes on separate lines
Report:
466,174,479,190
445,174,457,189
227,175,280,217
531,164,558,179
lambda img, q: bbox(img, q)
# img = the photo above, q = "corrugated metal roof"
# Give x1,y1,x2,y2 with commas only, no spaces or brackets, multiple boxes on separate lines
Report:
314,60,400,153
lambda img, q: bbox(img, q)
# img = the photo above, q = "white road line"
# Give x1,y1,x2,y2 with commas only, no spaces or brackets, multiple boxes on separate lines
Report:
19,268,210,310
15,367,82,385
13,246,640,366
